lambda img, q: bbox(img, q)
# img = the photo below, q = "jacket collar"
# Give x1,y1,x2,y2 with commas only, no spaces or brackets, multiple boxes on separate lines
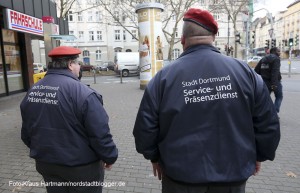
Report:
45,69,79,81
179,44,220,59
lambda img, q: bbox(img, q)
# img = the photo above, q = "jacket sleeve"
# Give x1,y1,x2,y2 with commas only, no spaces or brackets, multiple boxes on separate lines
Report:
133,79,160,162
271,57,281,86
252,74,280,161
82,93,118,165
20,96,31,148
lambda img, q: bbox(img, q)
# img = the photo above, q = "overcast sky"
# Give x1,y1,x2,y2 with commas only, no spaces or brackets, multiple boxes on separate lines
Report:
254,0,296,17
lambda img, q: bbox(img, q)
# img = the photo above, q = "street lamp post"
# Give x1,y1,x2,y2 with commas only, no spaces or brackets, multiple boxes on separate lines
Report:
227,15,230,56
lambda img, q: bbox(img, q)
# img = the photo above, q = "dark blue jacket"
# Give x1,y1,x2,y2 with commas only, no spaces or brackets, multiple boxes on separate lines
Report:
133,45,280,184
254,54,282,87
21,69,118,166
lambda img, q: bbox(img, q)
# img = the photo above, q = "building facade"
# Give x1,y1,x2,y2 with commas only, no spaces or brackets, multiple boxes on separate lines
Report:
252,0,300,59
37,0,246,66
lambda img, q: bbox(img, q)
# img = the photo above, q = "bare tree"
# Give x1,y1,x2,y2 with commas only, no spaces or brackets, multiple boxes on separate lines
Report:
56,0,199,60
207,0,249,57
56,0,77,19
160,0,199,59
56,0,250,59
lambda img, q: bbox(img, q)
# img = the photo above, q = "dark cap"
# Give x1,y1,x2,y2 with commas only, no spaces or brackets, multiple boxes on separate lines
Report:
48,46,81,57
183,8,218,34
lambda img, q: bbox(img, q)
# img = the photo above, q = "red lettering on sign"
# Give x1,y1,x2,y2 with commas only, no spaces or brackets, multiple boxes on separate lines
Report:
7,9,44,35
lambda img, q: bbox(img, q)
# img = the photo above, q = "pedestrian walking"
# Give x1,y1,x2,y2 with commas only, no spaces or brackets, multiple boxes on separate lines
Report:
133,8,280,193
255,47,283,113
20,46,118,193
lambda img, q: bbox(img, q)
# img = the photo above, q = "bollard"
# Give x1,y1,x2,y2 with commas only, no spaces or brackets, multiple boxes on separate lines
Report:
288,49,292,78
288,60,291,78
120,70,123,84
93,69,96,84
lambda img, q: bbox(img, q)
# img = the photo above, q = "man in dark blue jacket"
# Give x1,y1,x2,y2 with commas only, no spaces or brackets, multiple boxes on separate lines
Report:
255,47,283,113
133,8,280,193
20,46,118,193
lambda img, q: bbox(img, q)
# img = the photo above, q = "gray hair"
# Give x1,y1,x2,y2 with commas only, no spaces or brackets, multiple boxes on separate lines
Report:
182,21,213,38
48,56,79,69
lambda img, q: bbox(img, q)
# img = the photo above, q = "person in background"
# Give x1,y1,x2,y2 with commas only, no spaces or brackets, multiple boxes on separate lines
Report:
78,60,83,80
133,8,280,193
20,46,118,193
255,47,283,114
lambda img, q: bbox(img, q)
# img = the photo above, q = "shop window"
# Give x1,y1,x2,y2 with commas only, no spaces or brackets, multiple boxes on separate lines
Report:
1,29,24,93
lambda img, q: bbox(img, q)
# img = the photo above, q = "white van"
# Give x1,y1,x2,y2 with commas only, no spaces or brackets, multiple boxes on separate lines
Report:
114,52,139,77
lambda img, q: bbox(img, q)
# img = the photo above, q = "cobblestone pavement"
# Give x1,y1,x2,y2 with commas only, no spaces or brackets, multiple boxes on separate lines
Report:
0,74,300,193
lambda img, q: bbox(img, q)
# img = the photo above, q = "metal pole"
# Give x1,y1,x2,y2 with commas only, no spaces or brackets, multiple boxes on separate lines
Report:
246,20,249,61
120,71,123,84
93,69,96,84
289,48,292,78
227,15,230,56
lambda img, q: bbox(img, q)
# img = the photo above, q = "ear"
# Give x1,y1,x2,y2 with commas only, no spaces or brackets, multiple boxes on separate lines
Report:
181,36,185,45
67,61,73,71
212,35,216,42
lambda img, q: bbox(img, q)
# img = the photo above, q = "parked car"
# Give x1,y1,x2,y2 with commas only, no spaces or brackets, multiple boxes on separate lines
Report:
33,63,45,73
247,56,262,68
81,64,94,71
105,61,115,71
95,63,109,71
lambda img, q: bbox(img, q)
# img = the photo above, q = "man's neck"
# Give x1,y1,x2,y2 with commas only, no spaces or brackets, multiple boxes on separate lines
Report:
183,36,214,51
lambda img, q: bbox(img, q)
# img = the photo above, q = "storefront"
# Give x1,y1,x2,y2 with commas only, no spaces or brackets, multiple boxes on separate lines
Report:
0,0,68,97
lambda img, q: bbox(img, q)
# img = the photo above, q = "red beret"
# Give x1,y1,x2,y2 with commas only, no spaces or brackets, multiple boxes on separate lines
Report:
48,46,81,57
183,8,218,34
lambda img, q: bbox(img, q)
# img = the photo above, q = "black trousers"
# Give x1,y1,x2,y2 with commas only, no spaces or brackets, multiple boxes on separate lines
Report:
36,161,104,193
162,176,246,193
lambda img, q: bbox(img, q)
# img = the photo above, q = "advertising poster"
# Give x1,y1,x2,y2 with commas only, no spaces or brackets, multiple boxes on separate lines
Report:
136,3,164,90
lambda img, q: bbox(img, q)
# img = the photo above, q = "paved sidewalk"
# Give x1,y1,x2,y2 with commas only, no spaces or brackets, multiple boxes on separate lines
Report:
0,75,300,193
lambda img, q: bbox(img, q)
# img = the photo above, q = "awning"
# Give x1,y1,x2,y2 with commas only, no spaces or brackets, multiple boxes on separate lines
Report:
49,35,77,40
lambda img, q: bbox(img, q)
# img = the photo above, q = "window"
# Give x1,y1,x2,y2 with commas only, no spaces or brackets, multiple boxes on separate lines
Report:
174,28,179,38
123,30,126,41
122,13,126,22
172,14,176,21
96,31,102,41
213,13,220,20
96,11,102,21
96,50,101,60
78,31,84,41
172,49,180,60
115,30,121,41
88,11,93,22
78,12,83,22
83,50,90,57
89,31,94,41
114,11,119,21
69,11,73,21
69,31,74,41
131,30,137,40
